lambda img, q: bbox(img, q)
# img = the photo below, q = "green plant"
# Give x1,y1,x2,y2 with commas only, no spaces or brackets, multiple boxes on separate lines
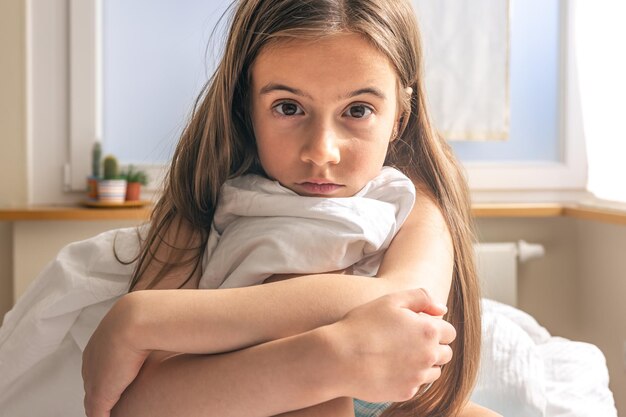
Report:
91,141,102,178
103,155,120,180
121,164,149,185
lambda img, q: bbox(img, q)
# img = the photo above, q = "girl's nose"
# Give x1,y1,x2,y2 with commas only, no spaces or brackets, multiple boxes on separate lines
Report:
300,125,341,166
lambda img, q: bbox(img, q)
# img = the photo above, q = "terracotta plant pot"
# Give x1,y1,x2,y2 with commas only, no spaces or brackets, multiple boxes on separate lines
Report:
86,176,99,200
125,182,142,201
98,179,127,203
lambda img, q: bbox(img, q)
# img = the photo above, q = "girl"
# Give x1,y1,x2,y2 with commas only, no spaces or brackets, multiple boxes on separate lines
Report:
82,0,483,416
0,0,494,416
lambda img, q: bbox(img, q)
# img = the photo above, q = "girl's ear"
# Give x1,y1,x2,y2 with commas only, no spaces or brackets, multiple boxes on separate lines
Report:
390,86,414,142
390,127,399,142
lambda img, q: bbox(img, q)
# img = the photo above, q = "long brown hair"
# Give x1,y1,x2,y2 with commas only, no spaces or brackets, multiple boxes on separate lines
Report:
128,1,480,415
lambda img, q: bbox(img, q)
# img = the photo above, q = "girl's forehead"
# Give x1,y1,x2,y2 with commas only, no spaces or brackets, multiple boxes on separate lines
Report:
251,33,399,98
256,33,393,71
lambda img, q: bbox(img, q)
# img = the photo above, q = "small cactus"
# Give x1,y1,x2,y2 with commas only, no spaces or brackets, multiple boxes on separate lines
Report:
103,155,119,180
91,142,102,178
121,164,149,185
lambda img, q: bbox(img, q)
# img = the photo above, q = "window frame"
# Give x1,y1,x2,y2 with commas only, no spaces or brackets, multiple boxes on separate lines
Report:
461,0,586,191
28,0,586,204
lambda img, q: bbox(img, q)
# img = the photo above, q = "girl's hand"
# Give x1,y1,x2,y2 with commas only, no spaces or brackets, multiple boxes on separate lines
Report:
327,288,455,403
82,295,150,417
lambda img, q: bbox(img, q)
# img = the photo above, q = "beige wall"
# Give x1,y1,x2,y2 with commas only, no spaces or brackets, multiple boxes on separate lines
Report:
12,220,141,300
0,224,14,318
0,0,27,320
576,219,626,413
477,217,626,413
476,217,582,339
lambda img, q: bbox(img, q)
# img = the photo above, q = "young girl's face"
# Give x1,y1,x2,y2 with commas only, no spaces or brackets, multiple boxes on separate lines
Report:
250,33,401,197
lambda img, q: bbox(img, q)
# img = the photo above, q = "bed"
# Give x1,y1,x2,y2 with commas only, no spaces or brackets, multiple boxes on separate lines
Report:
470,298,618,417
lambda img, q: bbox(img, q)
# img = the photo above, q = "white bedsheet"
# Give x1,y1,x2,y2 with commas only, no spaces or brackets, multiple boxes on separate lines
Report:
471,299,618,417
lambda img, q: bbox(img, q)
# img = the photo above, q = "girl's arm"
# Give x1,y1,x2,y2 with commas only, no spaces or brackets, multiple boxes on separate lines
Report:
129,186,453,355
104,289,453,417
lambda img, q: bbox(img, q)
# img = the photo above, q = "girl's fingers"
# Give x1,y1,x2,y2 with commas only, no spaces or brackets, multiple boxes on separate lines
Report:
439,320,457,345
436,344,453,367
420,366,443,388
396,288,448,317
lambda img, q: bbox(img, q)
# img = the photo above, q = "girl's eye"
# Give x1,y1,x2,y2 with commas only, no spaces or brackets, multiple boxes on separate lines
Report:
343,104,373,119
274,102,304,116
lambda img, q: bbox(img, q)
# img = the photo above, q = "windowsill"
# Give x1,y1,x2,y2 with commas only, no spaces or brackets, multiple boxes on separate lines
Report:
0,205,152,221
1,202,626,225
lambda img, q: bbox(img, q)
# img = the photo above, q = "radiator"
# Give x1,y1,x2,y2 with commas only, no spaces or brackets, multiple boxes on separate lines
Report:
474,241,545,307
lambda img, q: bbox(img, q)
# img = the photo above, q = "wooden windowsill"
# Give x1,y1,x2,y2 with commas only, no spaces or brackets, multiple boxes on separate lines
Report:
0,205,152,221
471,203,565,218
1,203,626,225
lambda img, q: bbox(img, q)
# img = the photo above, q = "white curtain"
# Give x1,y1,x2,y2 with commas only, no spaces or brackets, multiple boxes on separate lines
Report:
576,1,626,203
413,0,510,141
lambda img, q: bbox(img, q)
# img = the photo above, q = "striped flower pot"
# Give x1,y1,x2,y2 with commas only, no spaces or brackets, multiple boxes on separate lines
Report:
98,179,128,203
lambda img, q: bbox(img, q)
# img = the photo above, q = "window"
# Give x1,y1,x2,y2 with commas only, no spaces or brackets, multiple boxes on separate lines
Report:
65,0,231,192
29,0,586,204
447,0,586,191
576,1,626,204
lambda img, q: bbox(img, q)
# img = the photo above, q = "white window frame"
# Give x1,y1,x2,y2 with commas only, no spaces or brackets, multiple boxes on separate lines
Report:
68,0,165,193
29,0,586,204
463,0,586,191
68,0,102,192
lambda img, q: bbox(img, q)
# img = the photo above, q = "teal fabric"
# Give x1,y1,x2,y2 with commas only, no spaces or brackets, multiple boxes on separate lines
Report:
353,399,392,417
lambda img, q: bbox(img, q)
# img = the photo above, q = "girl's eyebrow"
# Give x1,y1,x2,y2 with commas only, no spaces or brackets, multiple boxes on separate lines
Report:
259,83,387,101
259,83,313,99
343,87,387,100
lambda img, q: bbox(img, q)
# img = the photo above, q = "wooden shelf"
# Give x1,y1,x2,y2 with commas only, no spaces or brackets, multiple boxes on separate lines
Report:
0,205,152,221
563,206,626,226
471,203,564,218
1,203,626,225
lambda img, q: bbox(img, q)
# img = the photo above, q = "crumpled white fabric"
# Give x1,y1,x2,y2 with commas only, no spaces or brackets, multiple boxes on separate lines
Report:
471,299,618,417
0,167,414,416
0,227,139,415
200,167,416,289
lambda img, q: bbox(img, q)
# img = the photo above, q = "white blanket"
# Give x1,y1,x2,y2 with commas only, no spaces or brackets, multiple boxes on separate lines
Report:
201,167,415,288
471,299,618,417
0,167,414,415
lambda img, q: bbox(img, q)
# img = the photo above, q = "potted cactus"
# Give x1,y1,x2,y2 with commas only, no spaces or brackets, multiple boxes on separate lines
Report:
120,165,148,201
97,155,127,203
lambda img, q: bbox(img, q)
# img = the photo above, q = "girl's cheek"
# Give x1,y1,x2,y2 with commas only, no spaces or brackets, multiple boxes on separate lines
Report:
270,116,309,133
346,144,375,164
345,118,393,142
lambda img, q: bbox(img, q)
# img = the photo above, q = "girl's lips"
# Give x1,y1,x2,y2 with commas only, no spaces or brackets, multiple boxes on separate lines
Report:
298,182,344,195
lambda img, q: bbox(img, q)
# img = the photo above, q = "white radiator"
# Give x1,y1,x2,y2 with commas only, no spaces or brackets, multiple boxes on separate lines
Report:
474,241,545,307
